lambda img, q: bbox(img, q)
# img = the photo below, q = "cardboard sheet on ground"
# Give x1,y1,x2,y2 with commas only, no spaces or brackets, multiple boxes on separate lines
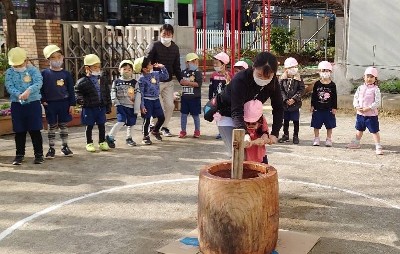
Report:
157,229,320,254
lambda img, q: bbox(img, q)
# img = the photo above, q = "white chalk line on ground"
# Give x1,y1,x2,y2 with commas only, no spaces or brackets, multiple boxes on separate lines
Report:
272,151,386,168
1,177,399,243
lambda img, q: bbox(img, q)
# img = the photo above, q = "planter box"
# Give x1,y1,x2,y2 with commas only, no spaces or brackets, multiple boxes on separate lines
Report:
0,116,13,136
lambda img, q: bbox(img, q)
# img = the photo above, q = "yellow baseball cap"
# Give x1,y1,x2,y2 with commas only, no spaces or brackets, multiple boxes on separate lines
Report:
119,59,134,69
84,54,101,66
133,57,144,73
43,45,61,59
8,47,27,66
186,53,199,62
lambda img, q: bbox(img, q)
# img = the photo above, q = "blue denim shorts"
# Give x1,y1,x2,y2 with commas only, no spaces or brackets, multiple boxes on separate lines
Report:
116,105,137,126
81,107,107,125
44,100,72,125
355,114,379,133
311,109,336,129
181,97,201,115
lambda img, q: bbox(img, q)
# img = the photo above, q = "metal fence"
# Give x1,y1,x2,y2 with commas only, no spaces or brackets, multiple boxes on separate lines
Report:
195,29,318,55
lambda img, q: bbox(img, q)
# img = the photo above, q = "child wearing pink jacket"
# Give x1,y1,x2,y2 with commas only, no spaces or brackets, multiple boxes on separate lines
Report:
346,66,383,155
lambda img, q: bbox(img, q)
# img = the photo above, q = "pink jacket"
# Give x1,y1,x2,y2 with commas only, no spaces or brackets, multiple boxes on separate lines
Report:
353,83,381,116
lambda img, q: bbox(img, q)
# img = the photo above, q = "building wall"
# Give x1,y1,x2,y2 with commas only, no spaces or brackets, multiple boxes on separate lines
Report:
346,0,400,80
2,19,62,68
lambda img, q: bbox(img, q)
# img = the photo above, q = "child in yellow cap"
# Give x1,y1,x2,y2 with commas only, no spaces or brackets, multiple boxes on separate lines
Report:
75,54,112,152
5,47,44,165
178,53,202,138
133,56,168,145
105,59,141,148
41,44,76,158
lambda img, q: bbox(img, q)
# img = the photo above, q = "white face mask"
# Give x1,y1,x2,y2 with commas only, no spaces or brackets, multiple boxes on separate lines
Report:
50,59,63,69
214,66,222,72
122,73,132,79
253,73,272,87
161,37,172,46
91,71,102,76
13,67,27,73
287,68,298,76
320,72,331,79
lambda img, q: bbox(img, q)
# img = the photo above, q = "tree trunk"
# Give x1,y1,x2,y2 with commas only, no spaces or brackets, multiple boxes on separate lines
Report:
1,0,18,49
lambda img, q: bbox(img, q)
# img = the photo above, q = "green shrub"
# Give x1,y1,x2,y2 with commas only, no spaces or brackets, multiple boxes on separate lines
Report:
270,27,295,56
379,79,400,94
351,79,400,94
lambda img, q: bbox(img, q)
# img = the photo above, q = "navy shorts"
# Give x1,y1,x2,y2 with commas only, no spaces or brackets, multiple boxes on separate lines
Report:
143,99,164,118
116,105,137,126
284,110,300,121
355,114,379,133
11,100,43,132
180,97,201,115
44,100,72,125
81,107,107,125
311,110,336,129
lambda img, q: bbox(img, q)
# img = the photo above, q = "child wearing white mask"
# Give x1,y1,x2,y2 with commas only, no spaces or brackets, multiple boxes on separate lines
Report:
346,67,383,155
278,57,305,144
310,61,337,147
209,52,232,139
178,53,202,138
75,54,112,152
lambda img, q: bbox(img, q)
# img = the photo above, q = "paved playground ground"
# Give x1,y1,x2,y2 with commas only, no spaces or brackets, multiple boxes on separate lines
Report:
0,90,399,254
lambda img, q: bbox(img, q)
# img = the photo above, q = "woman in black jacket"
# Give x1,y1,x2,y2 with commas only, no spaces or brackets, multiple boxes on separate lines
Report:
229,52,284,147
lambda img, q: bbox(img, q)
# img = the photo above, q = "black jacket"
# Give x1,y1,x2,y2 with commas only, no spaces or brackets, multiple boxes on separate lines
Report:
75,76,112,113
147,41,182,82
230,68,284,137
279,72,305,111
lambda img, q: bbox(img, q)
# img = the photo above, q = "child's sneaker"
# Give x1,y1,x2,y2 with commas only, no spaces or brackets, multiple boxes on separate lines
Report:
86,143,96,152
376,146,383,155
179,131,187,138
312,137,320,146
45,147,55,159
34,156,44,164
293,136,299,144
161,127,173,137
325,138,333,147
61,145,73,156
12,155,24,165
142,136,152,145
193,130,200,138
346,140,361,149
152,131,163,141
278,134,290,143
105,135,116,148
99,142,110,151
126,137,137,147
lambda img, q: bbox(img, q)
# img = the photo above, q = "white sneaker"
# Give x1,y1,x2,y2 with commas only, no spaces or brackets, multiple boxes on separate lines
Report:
313,137,320,146
161,127,173,137
376,146,383,155
325,138,333,147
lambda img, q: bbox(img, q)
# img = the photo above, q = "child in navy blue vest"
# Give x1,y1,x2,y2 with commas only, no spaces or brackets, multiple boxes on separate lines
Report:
41,44,76,158
5,47,44,165
106,60,141,148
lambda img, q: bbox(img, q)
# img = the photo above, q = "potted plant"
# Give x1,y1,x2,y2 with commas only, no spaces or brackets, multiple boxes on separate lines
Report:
0,103,13,135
